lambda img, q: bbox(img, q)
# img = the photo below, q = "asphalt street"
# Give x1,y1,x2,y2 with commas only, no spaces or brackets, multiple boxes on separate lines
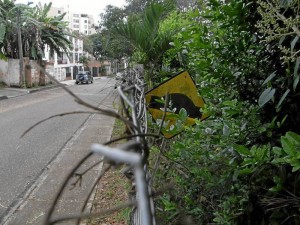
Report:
0,77,117,224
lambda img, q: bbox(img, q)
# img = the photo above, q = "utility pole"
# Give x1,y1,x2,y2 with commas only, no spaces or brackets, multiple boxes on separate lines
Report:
16,7,25,88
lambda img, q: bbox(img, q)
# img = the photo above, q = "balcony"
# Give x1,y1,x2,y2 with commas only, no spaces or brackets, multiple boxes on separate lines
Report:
57,59,68,64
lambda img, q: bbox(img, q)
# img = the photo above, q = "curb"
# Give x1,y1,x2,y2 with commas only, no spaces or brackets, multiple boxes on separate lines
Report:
0,84,60,101
0,77,105,101
26,84,61,94
0,95,8,100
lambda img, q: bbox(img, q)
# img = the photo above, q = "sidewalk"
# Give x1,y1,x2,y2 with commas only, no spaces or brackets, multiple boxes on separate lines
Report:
0,78,99,100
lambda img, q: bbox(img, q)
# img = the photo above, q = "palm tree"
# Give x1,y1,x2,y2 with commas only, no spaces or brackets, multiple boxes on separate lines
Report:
0,0,20,59
0,1,72,60
0,0,10,59
29,2,72,60
115,0,175,84
0,1,72,86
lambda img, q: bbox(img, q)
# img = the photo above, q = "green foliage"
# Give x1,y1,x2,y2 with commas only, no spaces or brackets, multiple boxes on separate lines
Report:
100,4,126,30
159,10,193,72
79,55,89,65
115,1,175,76
0,1,71,59
0,22,6,44
258,87,276,107
125,0,153,15
255,0,300,133
257,0,300,64
100,0,300,223
147,0,300,224
273,132,300,172
82,35,94,55
92,4,133,61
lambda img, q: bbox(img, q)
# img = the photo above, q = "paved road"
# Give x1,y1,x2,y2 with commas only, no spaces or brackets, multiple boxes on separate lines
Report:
0,77,117,223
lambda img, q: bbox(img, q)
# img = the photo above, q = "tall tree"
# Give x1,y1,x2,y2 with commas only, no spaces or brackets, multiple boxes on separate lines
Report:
175,0,198,11
115,0,175,82
0,0,28,59
100,5,126,30
97,4,133,61
125,0,154,15
30,2,72,60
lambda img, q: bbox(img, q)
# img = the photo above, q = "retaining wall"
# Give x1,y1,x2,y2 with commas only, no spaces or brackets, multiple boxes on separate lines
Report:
0,59,54,87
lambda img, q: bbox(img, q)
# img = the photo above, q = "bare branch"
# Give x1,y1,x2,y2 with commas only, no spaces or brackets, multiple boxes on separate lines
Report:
44,152,93,224
71,159,104,190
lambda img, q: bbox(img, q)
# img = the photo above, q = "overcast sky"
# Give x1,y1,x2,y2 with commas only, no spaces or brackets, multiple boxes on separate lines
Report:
15,0,127,22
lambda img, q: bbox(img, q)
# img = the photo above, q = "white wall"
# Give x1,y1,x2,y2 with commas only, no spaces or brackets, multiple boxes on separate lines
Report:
0,59,57,87
0,60,8,84
7,59,20,86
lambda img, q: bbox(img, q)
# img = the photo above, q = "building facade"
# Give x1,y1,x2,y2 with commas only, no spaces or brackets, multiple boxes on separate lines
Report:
44,5,98,80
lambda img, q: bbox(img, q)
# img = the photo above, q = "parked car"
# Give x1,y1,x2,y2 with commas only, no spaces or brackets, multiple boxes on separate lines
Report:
75,71,93,84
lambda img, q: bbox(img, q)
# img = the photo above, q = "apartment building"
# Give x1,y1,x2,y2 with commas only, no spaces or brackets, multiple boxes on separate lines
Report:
48,5,96,35
44,5,97,80
70,13,96,35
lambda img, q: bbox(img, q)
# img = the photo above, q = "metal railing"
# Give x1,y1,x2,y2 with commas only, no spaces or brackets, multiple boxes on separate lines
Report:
115,67,156,225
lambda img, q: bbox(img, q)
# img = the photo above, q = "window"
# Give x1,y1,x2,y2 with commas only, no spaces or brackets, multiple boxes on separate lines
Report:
84,20,87,23
84,25,87,29
85,31,88,34
58,10,61,14
73,24,79,28
73,14,79,17
73,19,79,23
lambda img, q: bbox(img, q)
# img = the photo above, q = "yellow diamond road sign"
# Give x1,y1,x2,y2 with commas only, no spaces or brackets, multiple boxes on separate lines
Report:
145,71,208,138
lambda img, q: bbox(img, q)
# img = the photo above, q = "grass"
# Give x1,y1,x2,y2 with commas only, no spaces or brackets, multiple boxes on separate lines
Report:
89,115,133,225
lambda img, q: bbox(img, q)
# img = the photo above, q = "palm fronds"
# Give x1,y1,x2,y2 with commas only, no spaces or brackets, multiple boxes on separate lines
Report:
115,1,175,67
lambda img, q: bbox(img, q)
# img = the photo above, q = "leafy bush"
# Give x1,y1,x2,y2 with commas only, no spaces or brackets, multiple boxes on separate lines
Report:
106,0,300,224
148,0,300,224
